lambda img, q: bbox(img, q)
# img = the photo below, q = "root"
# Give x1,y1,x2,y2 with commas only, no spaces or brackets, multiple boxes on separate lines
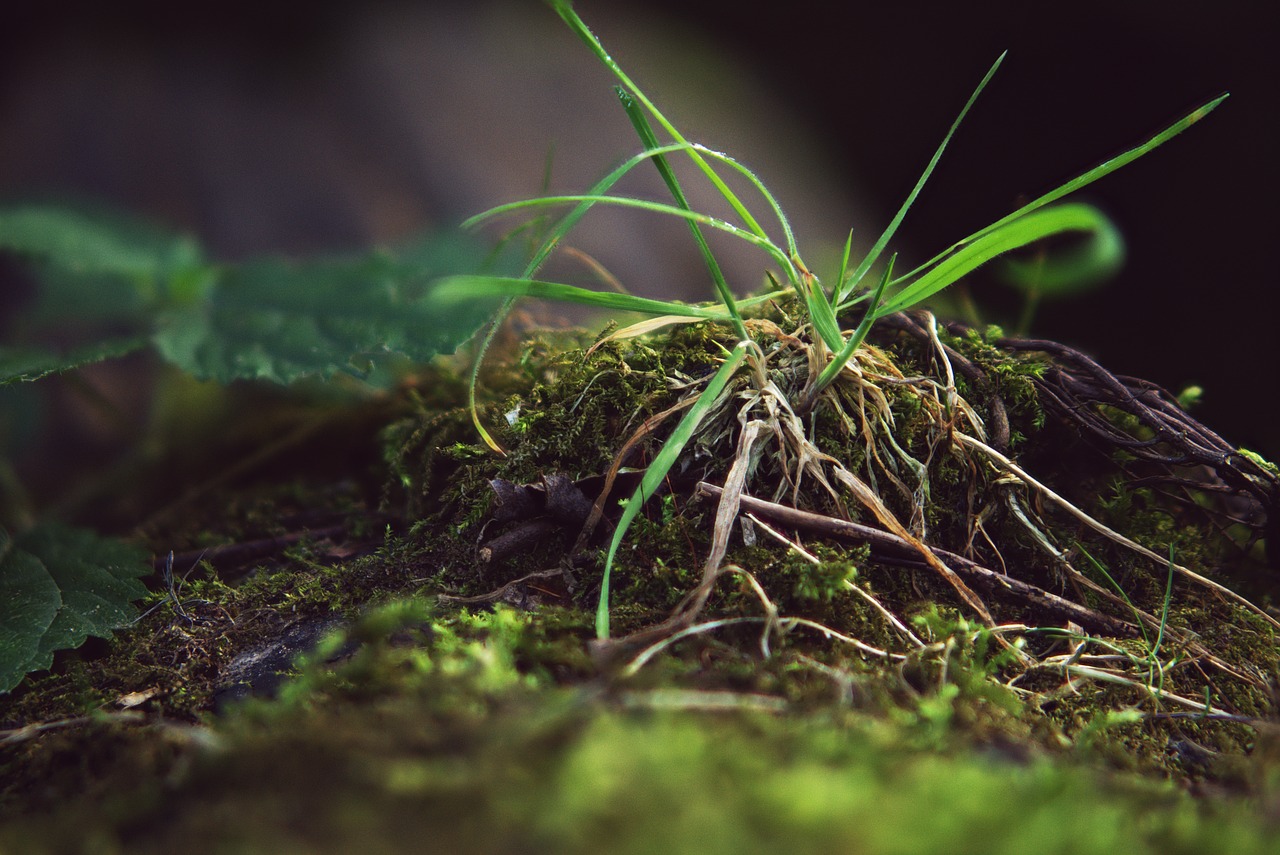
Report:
562,304,1274,719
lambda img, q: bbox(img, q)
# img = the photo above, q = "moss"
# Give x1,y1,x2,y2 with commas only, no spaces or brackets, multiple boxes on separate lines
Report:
3,303,1279,846
4,603,1277,854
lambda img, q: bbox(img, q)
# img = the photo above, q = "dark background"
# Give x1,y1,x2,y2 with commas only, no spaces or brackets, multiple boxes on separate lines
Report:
640,1,1277,454
2,1,1275,456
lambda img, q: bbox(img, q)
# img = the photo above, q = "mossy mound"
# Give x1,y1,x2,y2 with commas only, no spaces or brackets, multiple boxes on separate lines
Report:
2,306,1278,850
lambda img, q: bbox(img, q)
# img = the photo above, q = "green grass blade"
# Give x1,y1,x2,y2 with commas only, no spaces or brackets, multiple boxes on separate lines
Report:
805,271,843,352
617,88,747,340
677,143,797,262
1151,546,1177,660
1078,543,1150,649
470,194,793,274
835,230,853,293
837,53,1006,303
808,255,896,403
874,203,1112,317
483,144,686,277
985,94,1227,237
597,341,749,638
432,275,727,318
885,94,1228,293
998,207,1124,296
550,1,770,243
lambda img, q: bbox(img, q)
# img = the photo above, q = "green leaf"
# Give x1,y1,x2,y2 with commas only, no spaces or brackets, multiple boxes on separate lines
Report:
0,549,61,694
153,236,501,385
0,205,203,284
838,53,1006,302
0,336,151,386
0,523,151,694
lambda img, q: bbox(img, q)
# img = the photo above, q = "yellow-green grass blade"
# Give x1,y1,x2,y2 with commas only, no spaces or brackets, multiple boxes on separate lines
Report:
806,272,843,352
809,255,896,401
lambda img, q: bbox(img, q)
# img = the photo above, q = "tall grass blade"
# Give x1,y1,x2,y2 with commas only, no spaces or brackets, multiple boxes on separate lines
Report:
597,341,748,638
549,1,771,244
885,95,1228,295
837,53,1006,303
617,88,748,339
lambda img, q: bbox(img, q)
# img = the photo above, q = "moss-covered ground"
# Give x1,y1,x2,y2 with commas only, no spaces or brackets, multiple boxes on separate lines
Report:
2,307,1278,853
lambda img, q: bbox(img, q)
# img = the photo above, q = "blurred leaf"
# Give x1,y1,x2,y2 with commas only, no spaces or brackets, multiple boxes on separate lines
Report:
0,337,150,386
0,205,199,279
0,523,151,694
153,236,502,385
0,205,208,326
998,208,1125,296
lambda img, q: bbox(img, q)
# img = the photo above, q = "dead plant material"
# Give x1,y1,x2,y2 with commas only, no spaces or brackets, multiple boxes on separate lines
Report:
693,480,1137,638
987,327,1278,562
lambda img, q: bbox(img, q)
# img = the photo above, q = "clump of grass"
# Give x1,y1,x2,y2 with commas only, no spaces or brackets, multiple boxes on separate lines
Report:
435,0,1240,649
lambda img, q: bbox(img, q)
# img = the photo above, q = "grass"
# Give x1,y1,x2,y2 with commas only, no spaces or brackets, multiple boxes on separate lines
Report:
436,1,1228,640
3,5,1277,851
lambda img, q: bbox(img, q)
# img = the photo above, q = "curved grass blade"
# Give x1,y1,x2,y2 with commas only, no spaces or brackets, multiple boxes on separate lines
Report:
597,340,749,639
469,195,793,276
998,205,1124,295
550,1,769,244
874,203,1114,317
433,276,726,319
462,137,790,453
463,141,705,453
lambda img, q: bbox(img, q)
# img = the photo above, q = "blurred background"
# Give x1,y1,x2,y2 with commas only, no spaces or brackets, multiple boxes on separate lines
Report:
1,0,1275,457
